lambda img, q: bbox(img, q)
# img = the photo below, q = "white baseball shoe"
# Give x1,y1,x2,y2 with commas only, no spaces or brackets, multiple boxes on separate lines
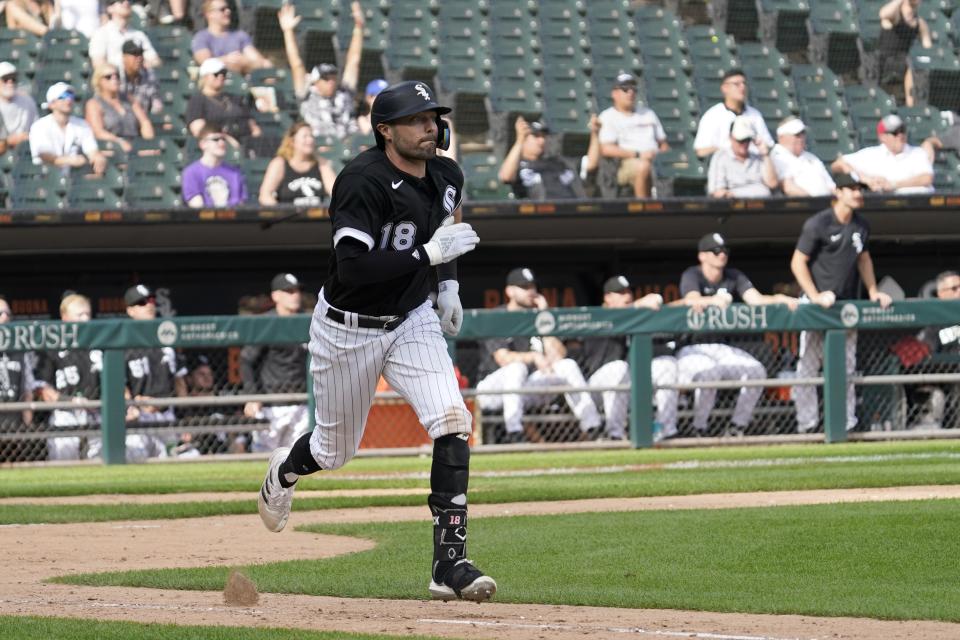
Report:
429,559,497,602
258,447,294,532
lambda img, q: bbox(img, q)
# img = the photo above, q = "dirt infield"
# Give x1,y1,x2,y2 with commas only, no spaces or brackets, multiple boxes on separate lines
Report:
2,485,959,640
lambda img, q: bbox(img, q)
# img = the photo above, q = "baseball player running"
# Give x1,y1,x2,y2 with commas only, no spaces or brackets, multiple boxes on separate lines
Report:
677,233,798,435
790,172,892,432
257,81,495,602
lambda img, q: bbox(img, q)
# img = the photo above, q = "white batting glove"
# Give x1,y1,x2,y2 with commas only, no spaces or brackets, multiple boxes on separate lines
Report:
423,218,479,265
437,280,463,336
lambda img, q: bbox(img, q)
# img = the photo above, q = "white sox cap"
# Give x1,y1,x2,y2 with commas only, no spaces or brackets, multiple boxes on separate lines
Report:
271,273,301,291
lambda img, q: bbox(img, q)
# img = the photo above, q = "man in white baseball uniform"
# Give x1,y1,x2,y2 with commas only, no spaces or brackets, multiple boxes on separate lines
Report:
581,275,679,441
257,81,495,602
475,267,603,443
790,172,893,432
677,233,799,435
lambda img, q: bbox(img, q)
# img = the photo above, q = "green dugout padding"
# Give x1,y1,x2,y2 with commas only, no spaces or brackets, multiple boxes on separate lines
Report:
4,300,958,463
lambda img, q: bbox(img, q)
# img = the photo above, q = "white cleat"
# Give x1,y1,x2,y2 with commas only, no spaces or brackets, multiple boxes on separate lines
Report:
257,447,294,532
428,560,497,602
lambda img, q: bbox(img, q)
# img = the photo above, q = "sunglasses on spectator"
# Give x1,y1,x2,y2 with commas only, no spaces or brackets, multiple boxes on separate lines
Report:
710,247,729,255
58,91,76,101
617,85,637,92
131,297,155,306
0,74,17,83
204,135,226,143
213,70,228,78
102,73,118,80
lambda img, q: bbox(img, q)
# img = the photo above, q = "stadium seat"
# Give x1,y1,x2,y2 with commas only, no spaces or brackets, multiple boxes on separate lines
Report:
654,144,708,197
757,0,810,53
131,138,185,168
900,105,949,144
933,149,960,191
337,1,388,52
10,172,67,210
385,3,439,74
909,43,960,110
806,1,861,77
460,152,512,201
488,66,543,114
67,181,123,209
125,183,181,208
711,0,761,42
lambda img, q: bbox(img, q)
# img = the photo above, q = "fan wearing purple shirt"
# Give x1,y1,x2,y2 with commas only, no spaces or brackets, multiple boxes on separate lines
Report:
181,124,248,207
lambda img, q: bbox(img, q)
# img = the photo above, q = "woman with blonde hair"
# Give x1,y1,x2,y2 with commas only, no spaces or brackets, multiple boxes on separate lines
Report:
4,0,58,37
259,121,336,206
85,62,154,153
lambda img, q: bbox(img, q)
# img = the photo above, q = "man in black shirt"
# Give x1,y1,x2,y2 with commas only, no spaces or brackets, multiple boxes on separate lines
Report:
0,296,37,462
122,284,186,460
476,267,602,442
581,276,678,441
498,117,586,200
241,273,309,453
677,233,798,435
790,172,892,432
257,81,494,602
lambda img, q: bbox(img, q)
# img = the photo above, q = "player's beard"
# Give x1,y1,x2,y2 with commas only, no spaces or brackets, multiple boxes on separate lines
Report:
397,136,437,162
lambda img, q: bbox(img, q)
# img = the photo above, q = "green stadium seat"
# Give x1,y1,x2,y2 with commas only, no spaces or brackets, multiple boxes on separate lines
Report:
757,0,810,53
437,60,491,95
337,2,388,51
40,29,90,59
654,144,708,197
386,3,439,73
738,43,790,74
67,181,123,209
933,149,960,191
10,172,67,210
488,68,542,114
131,138,185,168
460,152,512,201
900,105,949,144
807,2,861,76
124,184,181,208
909,43,960,110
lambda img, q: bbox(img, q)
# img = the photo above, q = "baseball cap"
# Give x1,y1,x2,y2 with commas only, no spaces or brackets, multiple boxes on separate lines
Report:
877,114,905,136
603,275,632,294
506,267,537,287
528,120,550,135
124,284,154,307
832,172,868,189
730,115,755,142
199,58,227,77
614,72,637,88
776,116,806,137
698,232,728,252
44,82,75,107
122,39,144,56
0,61,16,78
309,63,338,82
271,272,301,292
365,78,388,97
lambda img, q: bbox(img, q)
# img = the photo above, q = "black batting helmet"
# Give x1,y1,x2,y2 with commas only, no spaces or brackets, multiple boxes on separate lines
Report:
371,80,451,151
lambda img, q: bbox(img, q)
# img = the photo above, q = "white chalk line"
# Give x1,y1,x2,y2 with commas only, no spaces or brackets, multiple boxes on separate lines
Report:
417,617,811,640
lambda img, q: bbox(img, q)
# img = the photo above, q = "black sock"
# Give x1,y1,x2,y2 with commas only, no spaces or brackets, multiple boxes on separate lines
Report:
277,431,321,488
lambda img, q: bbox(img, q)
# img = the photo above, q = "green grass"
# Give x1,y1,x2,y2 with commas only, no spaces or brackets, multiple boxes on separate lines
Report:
3,440,959,498
58,500,960,622
2,445,960,524
0,616,442,640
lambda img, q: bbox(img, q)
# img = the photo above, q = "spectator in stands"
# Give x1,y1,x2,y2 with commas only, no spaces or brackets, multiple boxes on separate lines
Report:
119,40,163,115
676,233,799,436
790,173,893,433
193,0,271,75
879,0,932,107
0,62,39,153
35,294,100,461
85,63,155,153
581,276,678,442
0,296,36,435
597,73,669,198
89,0,161,70
579,113,603,197
259,121,336,207
475,267,603,443
186,58,264,153
59,0,100,37
240,272,310,453
280,1,363,139
4,0,57,37
771,116,836,197
355,78,388,136
694,69,773,159
498,117,586,200
181,123,248,207
122,284,186,459
707,116,778,198
831,114,934,194
30,82,107,176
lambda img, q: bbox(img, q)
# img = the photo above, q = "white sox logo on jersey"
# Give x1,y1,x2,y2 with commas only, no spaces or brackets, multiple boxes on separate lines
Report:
443,186,457,214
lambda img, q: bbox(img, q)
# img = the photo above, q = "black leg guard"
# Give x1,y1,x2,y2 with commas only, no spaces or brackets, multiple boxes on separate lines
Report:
429,434,470,583
278,431,321,487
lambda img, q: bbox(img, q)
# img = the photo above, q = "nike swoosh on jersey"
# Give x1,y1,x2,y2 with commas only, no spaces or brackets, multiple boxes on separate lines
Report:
830,233,842,242
392,180,403,190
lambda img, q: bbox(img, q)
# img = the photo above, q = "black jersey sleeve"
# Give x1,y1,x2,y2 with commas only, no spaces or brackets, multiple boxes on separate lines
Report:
239,344,264,394
679,266,701,296
335,237,429,286
796,215,822,256
329,172,389,250
731,268,755,298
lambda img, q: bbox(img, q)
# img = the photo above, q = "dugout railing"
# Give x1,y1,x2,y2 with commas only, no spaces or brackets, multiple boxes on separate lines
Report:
0,299,959,464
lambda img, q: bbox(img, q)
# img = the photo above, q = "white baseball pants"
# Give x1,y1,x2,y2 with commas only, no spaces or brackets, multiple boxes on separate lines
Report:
308,294,471,471
677,343,766,431
586,356,679,439
251,404,310,453
476,358,602,434
793,330,858,431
